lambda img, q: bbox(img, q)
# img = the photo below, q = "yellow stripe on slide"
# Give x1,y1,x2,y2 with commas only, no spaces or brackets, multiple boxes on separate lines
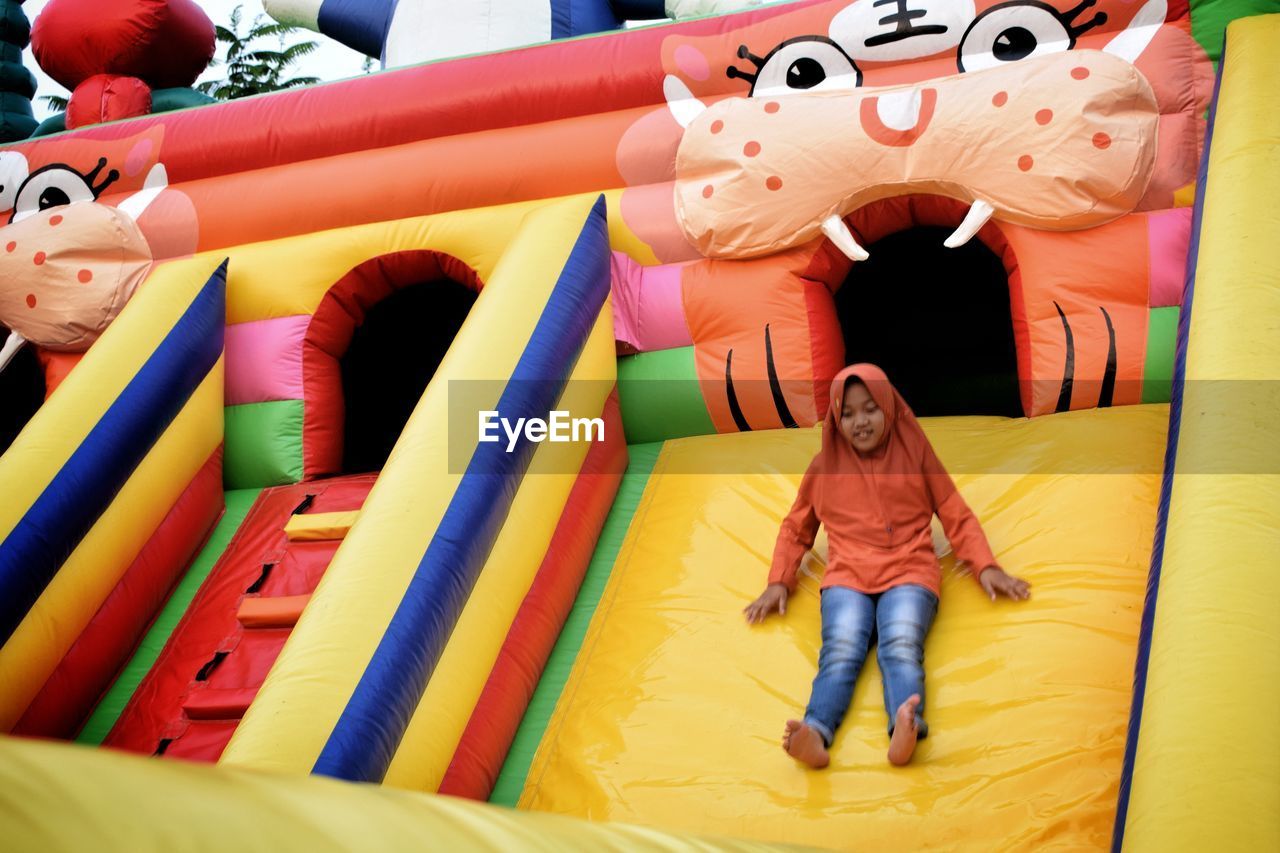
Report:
383,307,617,792
220,195,605,774
1122,14,1280,851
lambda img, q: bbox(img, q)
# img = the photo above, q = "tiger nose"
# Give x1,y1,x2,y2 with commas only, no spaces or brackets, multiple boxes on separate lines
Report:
858,87,938,147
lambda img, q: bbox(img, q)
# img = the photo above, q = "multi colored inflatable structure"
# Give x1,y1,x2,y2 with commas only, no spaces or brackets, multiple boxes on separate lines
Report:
1,0,1278,850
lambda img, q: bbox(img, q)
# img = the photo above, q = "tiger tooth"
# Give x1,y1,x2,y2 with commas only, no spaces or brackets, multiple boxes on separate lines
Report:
944,199,995,248
663,75,707,129
1103,0,1165,62
0,330,26,375
822,214,869,262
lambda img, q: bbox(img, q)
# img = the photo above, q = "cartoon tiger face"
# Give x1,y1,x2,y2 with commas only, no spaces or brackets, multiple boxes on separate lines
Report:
0,127,197,357
660,0,1205,261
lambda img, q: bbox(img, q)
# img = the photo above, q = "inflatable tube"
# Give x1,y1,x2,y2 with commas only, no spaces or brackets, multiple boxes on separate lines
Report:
0,735,789,852
1116,13,1280,850
381,316,621,791
437,390,627,799
13,446,223,739
0,255,226,731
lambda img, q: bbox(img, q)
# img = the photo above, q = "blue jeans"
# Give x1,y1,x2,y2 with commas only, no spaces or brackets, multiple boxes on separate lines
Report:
803,584,938,747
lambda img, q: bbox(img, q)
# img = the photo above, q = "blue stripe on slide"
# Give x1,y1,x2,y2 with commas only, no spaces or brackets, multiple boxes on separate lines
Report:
0,261,227,646
1110,42,1225,853
312,197,610,782
318,0,398,60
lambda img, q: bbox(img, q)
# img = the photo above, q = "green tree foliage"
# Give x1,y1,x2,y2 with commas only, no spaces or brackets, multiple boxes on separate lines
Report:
196,5,320,101
0,0,38,141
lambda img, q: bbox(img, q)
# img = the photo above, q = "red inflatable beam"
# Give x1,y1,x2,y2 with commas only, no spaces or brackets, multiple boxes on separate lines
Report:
13,446,224,739
437,390,627,799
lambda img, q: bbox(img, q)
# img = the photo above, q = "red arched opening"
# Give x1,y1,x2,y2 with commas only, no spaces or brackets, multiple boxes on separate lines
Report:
302,250,483,478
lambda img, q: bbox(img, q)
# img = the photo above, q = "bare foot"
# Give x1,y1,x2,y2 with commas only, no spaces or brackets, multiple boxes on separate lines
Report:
783,719,830,769
887,694,921,766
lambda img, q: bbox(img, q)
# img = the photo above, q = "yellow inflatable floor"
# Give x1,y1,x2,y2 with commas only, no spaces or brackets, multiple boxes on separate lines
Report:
519,405,1169,850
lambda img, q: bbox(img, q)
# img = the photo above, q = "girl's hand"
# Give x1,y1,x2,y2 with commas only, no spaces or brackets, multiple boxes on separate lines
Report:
979,567,1031,602
744,583,790,623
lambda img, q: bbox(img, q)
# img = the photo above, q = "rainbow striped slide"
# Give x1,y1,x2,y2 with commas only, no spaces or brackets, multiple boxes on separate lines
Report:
0,256,228,733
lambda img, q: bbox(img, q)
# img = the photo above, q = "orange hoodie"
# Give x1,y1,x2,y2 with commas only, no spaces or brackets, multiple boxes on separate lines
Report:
768,364,998,596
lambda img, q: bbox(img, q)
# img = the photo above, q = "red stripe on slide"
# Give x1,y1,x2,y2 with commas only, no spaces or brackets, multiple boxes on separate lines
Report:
437,390,626,799
14,447,224,739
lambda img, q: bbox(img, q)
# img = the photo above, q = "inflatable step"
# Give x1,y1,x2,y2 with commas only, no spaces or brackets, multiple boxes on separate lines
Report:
235,594,310,629
100,474,377,761
283,511,359,542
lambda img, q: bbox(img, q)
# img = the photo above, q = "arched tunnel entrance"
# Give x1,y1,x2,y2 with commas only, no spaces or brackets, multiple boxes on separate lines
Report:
339,277,478,474
0,333,45,455
835,225,1022,418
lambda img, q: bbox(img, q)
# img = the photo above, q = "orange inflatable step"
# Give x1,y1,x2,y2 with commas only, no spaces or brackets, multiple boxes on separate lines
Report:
235,594,311,629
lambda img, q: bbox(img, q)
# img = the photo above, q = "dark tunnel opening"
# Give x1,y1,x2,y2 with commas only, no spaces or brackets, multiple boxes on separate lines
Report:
835,226,1022,418
339,278,478,473
0,334,45,455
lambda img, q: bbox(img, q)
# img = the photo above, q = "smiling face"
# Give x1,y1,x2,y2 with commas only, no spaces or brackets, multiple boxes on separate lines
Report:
840,378,886,453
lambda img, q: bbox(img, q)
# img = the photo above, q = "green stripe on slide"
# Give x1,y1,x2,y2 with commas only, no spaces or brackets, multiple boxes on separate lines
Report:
617,347,716,443
489,442,663,806
77,488,262,745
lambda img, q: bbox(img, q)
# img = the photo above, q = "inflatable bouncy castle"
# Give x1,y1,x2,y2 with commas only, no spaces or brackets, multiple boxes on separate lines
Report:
1,0,1277,850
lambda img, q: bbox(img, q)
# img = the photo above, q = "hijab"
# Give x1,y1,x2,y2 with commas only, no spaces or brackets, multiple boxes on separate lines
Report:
813,363,957,534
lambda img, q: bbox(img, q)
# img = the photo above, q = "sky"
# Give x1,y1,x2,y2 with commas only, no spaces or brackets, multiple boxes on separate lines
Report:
21,0,371,120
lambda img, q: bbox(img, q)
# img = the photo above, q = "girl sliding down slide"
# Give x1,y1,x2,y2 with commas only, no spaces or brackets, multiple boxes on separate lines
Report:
745,364,1031,768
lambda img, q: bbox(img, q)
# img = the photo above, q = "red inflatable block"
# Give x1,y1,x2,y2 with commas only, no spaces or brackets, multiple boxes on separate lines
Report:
32,0,214,90
66,75,152,130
